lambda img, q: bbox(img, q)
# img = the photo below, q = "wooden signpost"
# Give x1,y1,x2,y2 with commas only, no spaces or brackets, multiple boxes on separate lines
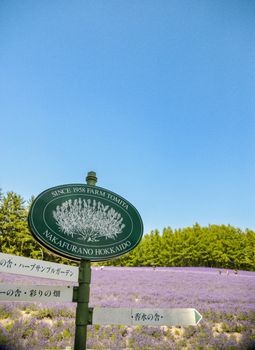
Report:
92,307,202,326
0,284,73,302
0,171,202,350
28,171,144,350
0,252,78,282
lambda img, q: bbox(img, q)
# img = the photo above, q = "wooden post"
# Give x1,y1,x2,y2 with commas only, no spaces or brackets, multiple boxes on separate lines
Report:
73,171,97,350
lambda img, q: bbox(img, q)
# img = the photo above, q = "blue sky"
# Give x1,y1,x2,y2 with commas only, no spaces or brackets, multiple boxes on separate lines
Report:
0,0,254,234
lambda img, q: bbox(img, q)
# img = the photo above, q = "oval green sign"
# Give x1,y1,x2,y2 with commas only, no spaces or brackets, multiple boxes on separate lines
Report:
28,184,143,261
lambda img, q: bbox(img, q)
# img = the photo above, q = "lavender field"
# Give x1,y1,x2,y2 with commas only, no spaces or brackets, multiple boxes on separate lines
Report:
0,267,254,349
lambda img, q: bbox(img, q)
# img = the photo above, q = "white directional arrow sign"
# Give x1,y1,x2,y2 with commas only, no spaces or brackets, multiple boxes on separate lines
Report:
0,283,73,302
92,307,202,326
0,253,78,282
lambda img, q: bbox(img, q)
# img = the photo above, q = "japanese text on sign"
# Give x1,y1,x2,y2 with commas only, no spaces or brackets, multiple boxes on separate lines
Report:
0,253,78,282
0,284,73,302
132,312,163,322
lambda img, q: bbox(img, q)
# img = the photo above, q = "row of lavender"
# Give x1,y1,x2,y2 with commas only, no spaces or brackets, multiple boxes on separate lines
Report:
0,267,254,349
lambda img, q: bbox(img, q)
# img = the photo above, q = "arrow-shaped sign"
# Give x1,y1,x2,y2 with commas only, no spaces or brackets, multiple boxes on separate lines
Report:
92,307,202,326
0,283,73,302
0,253,78,282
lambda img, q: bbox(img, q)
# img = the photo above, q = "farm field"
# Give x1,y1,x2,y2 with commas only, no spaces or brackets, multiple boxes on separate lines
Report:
0,266,254,349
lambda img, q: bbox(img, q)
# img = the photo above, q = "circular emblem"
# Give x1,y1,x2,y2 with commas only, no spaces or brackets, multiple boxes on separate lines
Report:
28,184,143,261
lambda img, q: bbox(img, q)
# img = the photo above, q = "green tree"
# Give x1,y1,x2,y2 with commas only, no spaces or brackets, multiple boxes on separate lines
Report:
0,191,71,264
160,227,174,266
0,191,38,257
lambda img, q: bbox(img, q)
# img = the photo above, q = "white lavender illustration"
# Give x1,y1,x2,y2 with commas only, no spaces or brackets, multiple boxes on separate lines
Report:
52,198,125,242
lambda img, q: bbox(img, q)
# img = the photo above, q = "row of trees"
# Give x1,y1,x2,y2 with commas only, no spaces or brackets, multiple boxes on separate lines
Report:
0,190,254,270
106,225,255,270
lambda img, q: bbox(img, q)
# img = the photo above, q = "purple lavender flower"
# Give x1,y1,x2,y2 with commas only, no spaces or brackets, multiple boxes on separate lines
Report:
0,267,254,349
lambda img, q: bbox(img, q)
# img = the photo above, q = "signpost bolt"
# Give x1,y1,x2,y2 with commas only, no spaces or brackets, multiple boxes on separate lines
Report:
86,171,97,186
